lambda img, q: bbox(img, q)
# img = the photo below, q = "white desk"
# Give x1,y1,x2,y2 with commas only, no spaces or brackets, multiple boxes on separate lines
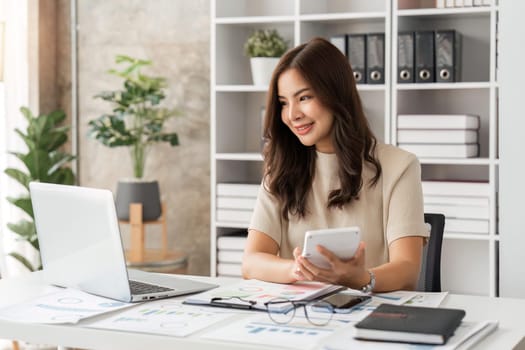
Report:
0,272,524,350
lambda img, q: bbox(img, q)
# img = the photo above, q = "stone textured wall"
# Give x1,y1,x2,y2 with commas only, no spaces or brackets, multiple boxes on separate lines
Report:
76,0,211,275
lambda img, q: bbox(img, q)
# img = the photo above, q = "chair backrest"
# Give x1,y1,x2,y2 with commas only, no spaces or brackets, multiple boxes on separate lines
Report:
417,213,445,292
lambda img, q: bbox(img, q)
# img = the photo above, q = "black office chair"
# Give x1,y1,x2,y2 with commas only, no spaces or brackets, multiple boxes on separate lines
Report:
417,213,445,292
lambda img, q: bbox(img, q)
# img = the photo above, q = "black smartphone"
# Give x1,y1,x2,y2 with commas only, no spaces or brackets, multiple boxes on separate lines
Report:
322,294,371,309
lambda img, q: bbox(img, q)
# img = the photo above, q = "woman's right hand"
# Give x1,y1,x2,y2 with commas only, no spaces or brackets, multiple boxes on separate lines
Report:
291,247,307,281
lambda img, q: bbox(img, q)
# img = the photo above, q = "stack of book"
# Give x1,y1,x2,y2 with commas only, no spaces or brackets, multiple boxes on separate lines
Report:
216,231,247,277
397,114,480,158
216,183,259,224
422,180,490,235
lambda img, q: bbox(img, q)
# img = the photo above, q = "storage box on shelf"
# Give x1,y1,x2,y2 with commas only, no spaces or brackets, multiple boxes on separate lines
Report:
397,114,481,158
216,230,248,278
422,180,490,237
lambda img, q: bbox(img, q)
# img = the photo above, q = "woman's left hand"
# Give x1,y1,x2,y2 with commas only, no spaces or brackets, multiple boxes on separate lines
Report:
296,241,369,288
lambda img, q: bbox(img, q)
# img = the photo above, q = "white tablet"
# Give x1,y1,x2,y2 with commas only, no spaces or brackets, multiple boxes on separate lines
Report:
301,226,361,269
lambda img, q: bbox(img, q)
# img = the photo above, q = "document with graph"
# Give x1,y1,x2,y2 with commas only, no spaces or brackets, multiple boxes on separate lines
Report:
201,313,348,350
83,299,233,337
184,279,343,312
0,287,134,324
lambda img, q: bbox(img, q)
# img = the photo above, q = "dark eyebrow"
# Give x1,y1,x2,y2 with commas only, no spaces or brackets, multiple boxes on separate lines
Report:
278,87,311,99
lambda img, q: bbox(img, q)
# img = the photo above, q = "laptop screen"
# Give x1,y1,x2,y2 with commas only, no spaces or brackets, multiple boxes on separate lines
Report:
30,182,132,301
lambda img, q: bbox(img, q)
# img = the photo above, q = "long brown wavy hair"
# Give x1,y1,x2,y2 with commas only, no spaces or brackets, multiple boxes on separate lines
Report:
263,37,382,220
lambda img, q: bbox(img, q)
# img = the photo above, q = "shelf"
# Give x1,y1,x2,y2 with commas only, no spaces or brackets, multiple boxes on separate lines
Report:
357,84,386,92
418,158,493,165
215,222,249,229
215,153,263,161
299,12,386,23
214,16,295,25
444,233,498,241
397,7,493,18
396,82,492,90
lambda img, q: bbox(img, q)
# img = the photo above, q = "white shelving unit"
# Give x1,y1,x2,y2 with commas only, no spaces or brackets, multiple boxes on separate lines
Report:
210,0,499,296
392,1,499,297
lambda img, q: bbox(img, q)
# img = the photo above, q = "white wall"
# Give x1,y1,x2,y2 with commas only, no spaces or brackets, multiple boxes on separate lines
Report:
0,0,37,276
499,0,525,297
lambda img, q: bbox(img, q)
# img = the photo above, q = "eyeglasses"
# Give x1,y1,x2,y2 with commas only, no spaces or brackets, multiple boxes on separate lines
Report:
264,297,335,326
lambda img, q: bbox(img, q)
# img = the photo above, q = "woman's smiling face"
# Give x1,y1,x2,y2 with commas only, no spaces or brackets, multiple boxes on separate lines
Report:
278,68,335,153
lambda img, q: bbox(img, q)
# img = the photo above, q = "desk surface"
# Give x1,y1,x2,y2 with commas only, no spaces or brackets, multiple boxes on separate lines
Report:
0,272,524,350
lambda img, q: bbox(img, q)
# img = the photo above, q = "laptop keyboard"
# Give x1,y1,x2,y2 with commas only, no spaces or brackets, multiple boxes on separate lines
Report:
129,280,173,295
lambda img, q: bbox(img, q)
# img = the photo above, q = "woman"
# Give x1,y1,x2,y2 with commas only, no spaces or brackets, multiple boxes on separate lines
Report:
242,37,428,293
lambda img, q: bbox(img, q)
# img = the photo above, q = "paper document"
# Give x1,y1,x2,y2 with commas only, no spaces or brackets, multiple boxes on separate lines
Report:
84,300,234,337
185,279,343,311
202,313,347,350
341,289,426,307
0,287,133,324
403,292,448,308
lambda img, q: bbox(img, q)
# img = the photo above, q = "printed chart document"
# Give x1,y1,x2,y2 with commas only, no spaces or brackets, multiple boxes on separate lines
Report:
202,313,348,350
84,300,234,337
341,289,443,307
0,287,133,324
184,279,343,311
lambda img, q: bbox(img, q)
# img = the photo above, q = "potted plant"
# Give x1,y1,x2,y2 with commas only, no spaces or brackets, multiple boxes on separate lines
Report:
244,29,288,86
88,55,181,221
4,107,76,271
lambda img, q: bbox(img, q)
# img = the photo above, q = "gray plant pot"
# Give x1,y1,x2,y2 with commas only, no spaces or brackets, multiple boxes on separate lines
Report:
115,180,162,221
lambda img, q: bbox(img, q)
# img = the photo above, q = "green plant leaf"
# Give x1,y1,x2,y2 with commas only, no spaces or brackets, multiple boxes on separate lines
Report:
47,109,66,125
14,128,35,150
16,149,51,180
5,106,75,271
149,133,179,146
47,167,75,185
244,29,288,57
7,196,34,218
19,106,33,122
88,55,181,177
4,168,31,190
7,252,37,272
47,152,76,175
7,220,38,250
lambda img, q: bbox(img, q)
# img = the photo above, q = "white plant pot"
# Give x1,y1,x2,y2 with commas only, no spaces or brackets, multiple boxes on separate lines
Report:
250,57,279,86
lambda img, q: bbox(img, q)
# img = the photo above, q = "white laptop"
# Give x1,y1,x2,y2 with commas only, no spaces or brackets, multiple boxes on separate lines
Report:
30,182,217,303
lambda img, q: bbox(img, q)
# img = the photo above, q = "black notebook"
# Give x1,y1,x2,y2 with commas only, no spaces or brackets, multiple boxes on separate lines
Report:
354,304,466,345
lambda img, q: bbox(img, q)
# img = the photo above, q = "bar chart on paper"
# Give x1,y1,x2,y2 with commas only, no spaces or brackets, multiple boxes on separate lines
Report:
201,314,346,350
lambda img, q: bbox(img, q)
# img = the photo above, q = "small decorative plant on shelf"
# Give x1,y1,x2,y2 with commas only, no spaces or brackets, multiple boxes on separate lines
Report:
244,29,288,86
4,107,76,271
88,55,181,221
